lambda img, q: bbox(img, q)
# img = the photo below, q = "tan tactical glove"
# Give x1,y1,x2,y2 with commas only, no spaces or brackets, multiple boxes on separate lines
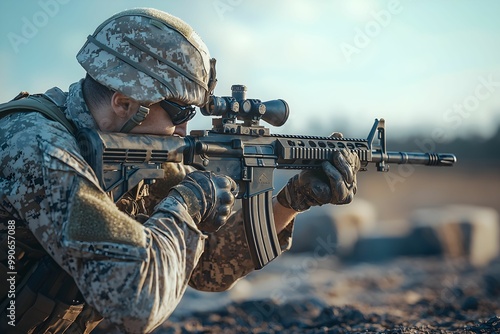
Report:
276,149,361,212
169,171,237,232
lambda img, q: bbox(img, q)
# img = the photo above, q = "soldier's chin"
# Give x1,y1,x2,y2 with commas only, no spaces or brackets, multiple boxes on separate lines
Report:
174,125,187,137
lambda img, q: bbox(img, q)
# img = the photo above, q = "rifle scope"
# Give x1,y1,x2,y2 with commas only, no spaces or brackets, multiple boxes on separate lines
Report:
200,85,289,127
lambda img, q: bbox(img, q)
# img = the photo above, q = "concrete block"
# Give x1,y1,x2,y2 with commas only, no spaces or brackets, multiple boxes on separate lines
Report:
291,198,377,256
409,205,500,267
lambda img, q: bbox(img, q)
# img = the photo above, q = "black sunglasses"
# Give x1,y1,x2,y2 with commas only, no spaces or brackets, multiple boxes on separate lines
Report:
159,100,196,125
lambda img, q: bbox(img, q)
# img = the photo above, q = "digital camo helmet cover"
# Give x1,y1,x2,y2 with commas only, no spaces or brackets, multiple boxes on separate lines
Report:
76,8,216,106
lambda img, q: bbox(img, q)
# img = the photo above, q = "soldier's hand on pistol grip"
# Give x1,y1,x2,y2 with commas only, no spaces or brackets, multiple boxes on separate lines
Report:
169,171,237,232
276,132,361,212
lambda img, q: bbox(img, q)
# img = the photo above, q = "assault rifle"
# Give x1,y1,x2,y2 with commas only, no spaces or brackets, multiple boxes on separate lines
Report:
77,85,456,269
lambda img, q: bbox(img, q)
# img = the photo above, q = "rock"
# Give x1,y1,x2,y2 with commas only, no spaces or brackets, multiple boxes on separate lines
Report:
408,205,500,267
484,273,500,297
291,198,377,256
461,296,479,311
346,235,408,262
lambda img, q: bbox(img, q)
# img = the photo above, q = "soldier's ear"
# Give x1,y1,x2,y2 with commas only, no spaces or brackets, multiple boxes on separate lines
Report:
110,92,139,119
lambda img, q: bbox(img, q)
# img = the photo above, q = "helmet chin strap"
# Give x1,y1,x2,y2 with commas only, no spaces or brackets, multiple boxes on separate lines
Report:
119,105,150,133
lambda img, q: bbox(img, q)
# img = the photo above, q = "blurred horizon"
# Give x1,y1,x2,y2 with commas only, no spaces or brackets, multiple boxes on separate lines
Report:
1,0,499,140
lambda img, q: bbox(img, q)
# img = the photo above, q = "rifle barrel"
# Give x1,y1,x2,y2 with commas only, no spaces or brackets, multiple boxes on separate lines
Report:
372,151,457,166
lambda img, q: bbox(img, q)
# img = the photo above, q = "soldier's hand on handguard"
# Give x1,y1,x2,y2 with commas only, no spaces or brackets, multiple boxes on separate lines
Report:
276,145,361,212
169,171,237,232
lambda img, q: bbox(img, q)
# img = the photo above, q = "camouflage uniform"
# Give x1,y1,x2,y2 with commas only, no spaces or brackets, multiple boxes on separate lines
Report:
0,80,293,333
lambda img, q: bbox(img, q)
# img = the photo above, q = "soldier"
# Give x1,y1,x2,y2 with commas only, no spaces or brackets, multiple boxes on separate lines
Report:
0,8,360,334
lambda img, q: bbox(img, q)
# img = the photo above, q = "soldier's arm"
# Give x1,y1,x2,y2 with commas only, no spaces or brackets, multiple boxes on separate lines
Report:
140,163,297,291
0,113,207,333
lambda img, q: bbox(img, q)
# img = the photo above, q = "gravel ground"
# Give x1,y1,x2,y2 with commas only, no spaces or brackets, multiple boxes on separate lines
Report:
97,254,500,334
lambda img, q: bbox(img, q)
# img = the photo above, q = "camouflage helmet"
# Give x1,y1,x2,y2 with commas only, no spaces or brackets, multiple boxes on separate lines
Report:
76,8,216,107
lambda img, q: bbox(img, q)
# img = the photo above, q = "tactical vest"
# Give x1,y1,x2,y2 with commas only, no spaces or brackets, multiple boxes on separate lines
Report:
0,91,103,333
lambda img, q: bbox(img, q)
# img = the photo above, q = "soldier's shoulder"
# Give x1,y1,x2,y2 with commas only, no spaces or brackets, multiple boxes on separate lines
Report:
0,111,80,169
0,111,76,145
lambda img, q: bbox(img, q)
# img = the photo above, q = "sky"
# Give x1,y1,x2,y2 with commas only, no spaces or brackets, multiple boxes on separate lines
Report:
1,0,499,141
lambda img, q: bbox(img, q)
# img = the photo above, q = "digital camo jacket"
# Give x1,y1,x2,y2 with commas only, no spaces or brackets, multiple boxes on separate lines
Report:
0,80,293,333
